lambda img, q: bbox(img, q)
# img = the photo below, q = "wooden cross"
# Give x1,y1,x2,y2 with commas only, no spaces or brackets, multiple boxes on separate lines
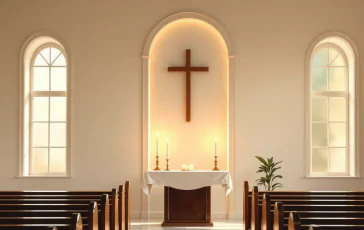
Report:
168,49,209,122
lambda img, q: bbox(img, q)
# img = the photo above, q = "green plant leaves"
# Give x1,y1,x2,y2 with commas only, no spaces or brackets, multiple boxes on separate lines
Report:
255,156,283,191
255,156,268,166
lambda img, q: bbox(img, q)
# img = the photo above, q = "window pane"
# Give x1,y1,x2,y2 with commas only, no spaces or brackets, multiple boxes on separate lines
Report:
33,67,49,91
312,68,327,91
329,67,346,91
329,98,346,122
330,53,345,66
50,97,67,122
24,129,29,154
34,54,48,66
312,148,328,172
50,148,66,173
329,48,339,65
33,97,49,122
51,67,67,91
330,148,346,172
50,48,61,64
53,54,66,66
312,48,328,66
33,123,48,147
40,48,51,64
329,123,346,147
312,97,327,122
50,123,66,147
32,148,48,173
312,123,327,146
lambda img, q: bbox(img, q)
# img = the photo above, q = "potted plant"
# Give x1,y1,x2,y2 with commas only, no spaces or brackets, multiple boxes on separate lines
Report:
255,156,283,191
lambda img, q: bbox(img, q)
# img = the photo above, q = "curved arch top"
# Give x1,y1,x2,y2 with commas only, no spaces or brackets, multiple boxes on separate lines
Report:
21,31,70,61
305,31,359,64
142,12,235,57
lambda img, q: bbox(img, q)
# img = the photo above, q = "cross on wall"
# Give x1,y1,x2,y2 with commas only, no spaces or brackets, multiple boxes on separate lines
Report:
168,49,209,122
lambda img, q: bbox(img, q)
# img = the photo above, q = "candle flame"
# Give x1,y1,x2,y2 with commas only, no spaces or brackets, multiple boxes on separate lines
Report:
166,138,169,142
214,136,217,142
156,133,159,137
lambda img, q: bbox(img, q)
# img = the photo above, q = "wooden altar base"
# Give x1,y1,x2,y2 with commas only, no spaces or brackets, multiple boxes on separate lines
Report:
162,186,213,227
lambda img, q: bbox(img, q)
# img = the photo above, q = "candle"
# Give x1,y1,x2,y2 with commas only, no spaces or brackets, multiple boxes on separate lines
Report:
166,138,169,159
156,133,159,157
214,136,217,157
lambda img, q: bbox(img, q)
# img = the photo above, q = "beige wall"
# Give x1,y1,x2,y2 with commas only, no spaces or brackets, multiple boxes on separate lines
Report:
0,0,363,219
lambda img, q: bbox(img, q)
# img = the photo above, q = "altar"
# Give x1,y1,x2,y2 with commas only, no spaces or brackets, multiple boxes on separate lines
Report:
142,170,233,226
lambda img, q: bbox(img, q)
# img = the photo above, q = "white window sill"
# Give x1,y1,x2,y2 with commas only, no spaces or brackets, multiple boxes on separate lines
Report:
305,176,361,179
17,176,72,178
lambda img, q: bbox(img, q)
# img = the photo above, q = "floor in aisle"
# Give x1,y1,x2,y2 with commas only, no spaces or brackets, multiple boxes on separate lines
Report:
131,219,242,230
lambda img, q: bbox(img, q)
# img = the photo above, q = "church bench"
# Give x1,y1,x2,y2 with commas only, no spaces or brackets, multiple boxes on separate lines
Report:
0,213,83,230
0,198,99,230
274,203,320,230
0,191,115,230
0,181,130,230
244,181,364,230
275,205,359,230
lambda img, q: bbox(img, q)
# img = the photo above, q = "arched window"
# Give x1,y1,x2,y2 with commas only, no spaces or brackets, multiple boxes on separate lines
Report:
21,35,70,176
307,34,358,177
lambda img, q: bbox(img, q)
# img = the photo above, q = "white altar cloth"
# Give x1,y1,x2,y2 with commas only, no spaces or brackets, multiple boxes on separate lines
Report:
142,170,233,196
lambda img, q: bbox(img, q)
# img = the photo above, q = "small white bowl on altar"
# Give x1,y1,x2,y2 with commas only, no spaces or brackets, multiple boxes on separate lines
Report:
181,164,188,171
188,164,194,171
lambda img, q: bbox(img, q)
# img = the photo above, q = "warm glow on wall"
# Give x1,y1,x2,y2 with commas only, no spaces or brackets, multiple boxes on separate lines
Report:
148,18,229,170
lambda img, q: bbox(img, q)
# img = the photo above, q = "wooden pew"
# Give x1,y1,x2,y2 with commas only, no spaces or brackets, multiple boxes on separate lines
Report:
0,213,83,230
273,201,284,230
0,181,130,230
117,181,130,230
118,185,125,230
243,181,251,230
124,181,130,230
0,197,100,230
274,203,309,230
244,181,364,230
288,212,301,230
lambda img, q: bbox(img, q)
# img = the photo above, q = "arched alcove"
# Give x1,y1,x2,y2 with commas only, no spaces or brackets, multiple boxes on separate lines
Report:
141,12,236,218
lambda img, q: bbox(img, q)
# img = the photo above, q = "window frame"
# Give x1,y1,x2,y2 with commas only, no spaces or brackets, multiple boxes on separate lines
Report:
19,35,71,177
306,33,359,178
29,43,68,176
310,43,349,177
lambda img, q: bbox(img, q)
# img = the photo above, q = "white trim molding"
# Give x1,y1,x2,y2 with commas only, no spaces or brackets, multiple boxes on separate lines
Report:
141,12,236,219
19,31,72,177
305,31,360,178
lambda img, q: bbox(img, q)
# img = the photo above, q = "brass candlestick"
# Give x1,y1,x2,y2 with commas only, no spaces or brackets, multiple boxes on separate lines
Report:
212,156,219,171
154,156,161,171
165,159,170,171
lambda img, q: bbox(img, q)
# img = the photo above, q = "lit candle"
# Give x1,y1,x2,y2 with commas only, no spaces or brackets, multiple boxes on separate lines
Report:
214,136,217,157
166,138,169,159
156,133,159,157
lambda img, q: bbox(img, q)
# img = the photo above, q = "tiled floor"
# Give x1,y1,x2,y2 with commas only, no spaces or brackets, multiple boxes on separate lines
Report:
130,219,243,230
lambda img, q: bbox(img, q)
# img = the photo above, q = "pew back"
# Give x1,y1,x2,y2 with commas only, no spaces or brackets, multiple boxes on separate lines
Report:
0,213,83,230
244,181,364,230
0,182,130,230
